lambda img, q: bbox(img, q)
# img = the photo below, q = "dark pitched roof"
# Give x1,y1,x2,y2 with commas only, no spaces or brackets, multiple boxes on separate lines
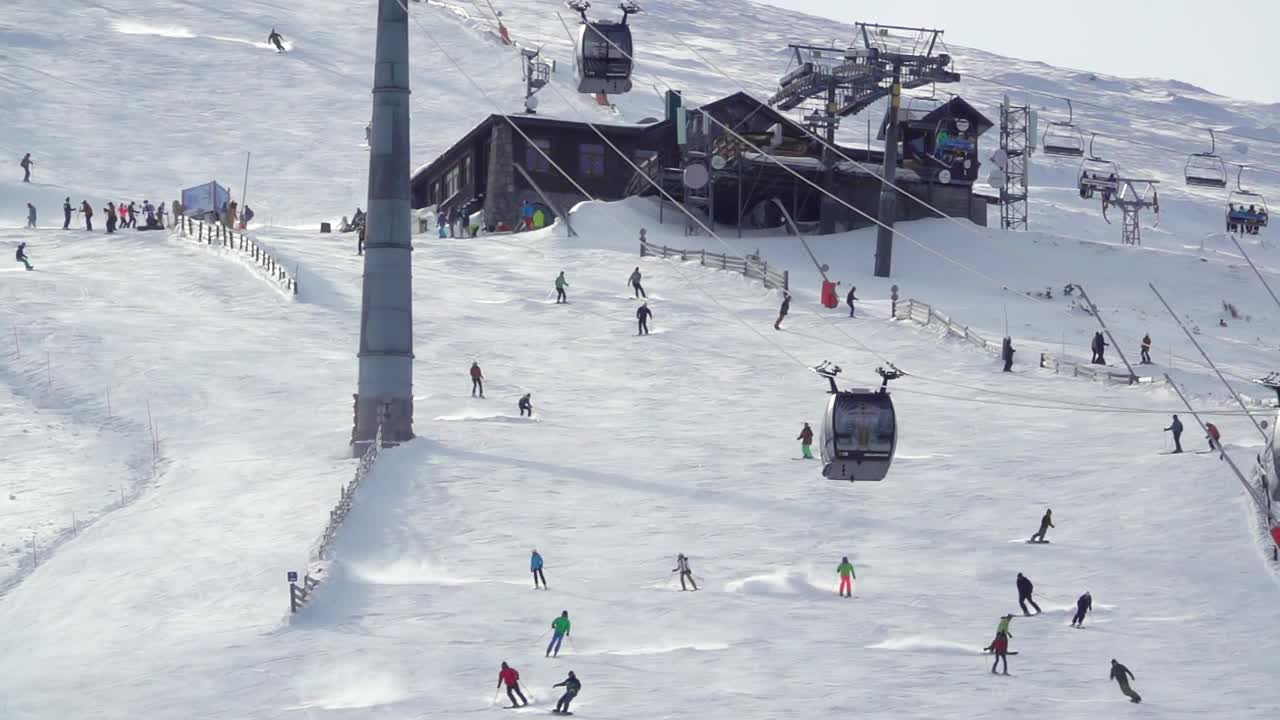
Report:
919,97,994,135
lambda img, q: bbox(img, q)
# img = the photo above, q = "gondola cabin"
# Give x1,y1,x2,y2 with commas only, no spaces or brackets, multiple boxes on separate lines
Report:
569,1,638,95
814,363,900,482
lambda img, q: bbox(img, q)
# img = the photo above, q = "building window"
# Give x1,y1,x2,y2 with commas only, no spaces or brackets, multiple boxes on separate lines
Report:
445,166,460,198
526,138,551,172
460,156,471,188
579,143,606,177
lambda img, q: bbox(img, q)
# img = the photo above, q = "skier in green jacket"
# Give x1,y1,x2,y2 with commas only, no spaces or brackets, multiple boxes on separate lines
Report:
546,610,571,657
555,271,569,304
837,556,856,597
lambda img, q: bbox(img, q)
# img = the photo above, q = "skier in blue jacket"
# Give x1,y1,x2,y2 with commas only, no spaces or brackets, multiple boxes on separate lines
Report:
531,549,547,589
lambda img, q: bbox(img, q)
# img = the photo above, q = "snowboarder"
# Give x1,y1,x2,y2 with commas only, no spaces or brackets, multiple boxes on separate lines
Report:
797,422,814,459
241,204,254,228
1001,336,1015,372
267,28,286,52
1165,414,1183,453
1091,332,1108,365
80,200,93,231
629,266,645,298
774,292,790,330
105,202,117,234
546,611,570,657
1110,659,1141,703
519,393,533,418
19,153,32,182
672,553,697,591
552,671,580,714
531,549,547,589
15,242,32,271
470,361,484,398
497,661,528,707
1140,333,1152,364
25,203,36,229
1071,591,1092,627
143,200,156,228
62,198,72,229
1016,572,1041,615
846,285,857,317
1206,422,1222,455
1029,508,1053,543
555,271,569,304
984,614,1013,674
636,302,652,336
837,556,856,597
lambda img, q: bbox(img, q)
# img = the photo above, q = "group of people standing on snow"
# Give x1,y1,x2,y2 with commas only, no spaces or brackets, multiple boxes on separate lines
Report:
1162,414,1222,456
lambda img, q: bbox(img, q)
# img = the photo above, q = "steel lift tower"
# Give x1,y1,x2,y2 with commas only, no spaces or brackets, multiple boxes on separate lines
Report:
353,0,415,455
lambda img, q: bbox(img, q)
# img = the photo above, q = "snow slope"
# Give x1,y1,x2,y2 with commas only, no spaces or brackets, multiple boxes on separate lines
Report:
2,0,1280,718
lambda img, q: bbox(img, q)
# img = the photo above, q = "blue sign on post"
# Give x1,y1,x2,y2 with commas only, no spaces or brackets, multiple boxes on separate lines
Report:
287,571,298,583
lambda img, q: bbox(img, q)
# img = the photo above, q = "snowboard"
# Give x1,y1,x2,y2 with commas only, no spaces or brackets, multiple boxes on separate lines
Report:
982,650,1020,655
550,712,574,716
1025,540,1050,544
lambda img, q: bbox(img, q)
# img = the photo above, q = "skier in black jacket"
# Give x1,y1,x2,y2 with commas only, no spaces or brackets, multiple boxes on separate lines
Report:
62,197,72,229
774,292,790,330
1165,415,1183,453
636,302,652,336
1029,508,1053,542
552,671,580,715
1071,591,1092,627
1110,659,1141,703
1016,572,1041,615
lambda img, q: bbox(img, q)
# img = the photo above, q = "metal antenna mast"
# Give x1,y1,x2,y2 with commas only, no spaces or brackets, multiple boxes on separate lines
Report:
996,94,1031,231
353,0,415,455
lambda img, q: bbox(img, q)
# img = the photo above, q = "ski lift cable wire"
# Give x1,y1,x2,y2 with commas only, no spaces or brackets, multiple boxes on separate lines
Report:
404,2,1265,418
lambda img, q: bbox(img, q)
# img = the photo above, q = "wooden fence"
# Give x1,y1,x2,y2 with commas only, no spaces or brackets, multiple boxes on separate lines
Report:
640,236,788,292
289,424,383,614
179,217,298,296
894,298,1161,386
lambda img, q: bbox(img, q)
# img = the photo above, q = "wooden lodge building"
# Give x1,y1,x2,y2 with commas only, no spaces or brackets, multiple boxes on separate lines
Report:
410,91,992,233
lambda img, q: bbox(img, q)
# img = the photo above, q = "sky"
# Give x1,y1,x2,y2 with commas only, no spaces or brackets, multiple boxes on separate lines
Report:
757,0,1280,104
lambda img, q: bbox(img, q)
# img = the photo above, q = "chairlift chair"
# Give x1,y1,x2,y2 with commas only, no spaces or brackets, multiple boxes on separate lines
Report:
1077,134,1119,199
567,0,638,95
814,362,901,482
1041,99,1085,158
1227,165,1269,235
1185,129,1228,188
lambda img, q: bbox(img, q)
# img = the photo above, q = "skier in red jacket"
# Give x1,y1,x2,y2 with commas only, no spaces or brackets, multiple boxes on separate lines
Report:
1205,422,1221,455
497,662,528,707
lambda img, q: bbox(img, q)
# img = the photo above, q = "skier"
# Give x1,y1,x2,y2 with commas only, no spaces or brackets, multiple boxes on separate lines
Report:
1110,659,1142,703
1140,333,1152,364
156,201,167,228
1164,414,1183,453
551,671,580,715
497,662,528,707
628,266,645,298
470,361,484,398
15,242,32,271
519,393,533,418
1001,336,1015,373
797,422,814,459
105,202,117,234
172,200,184,228
1091,332,1108,365
672,552,697,591
846,285,857,317
62,197,72,229
636,302,652,336
1029,508,1053,543
545,611,570,657
25,203,36,229
531,548,547,589
1206,422,1222,455
127,201,137,229
987,614,1013,675
1016,572,1041,615
19,153,32,182
267,28,286,52
836,556,856,597
118,202,128,229
774,292,790,330
555,271,569,304
80,200,93,231
241,204,254,227
1071,591,1092,627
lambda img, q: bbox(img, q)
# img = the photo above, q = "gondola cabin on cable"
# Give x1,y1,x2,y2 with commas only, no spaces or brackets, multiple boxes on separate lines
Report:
1227,165,1269,235
813,362,901,482
1185,129,1228,188
566,0,639,95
